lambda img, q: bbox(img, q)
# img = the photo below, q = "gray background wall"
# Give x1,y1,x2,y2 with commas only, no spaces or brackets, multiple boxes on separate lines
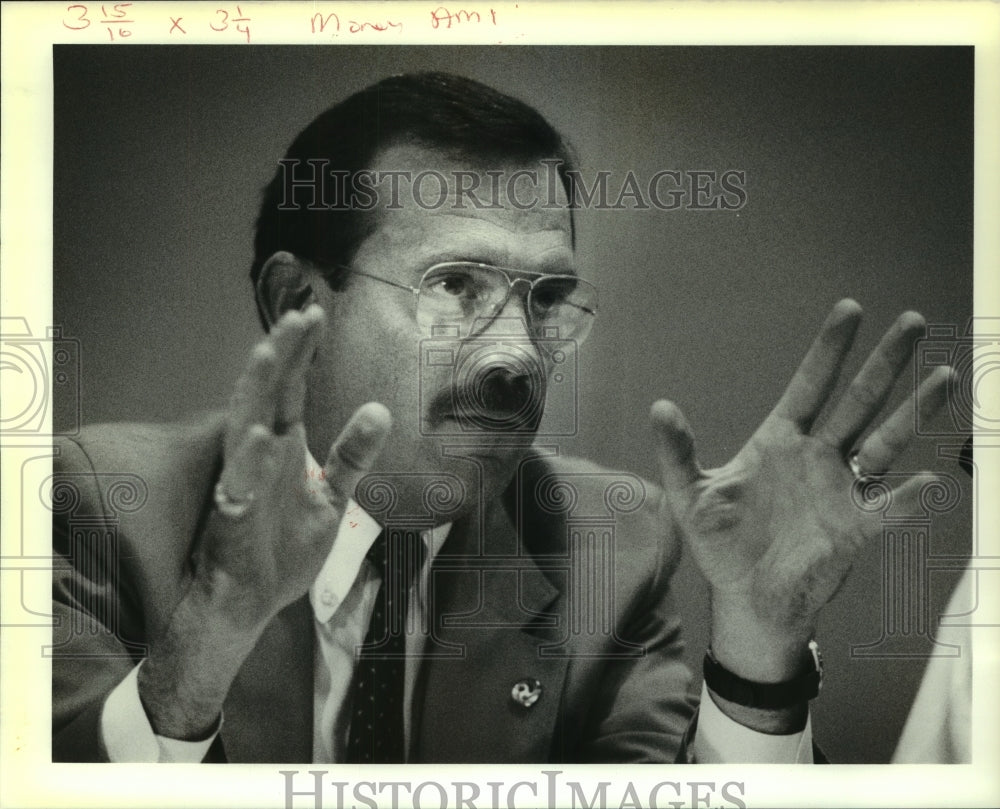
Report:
53,46,973,763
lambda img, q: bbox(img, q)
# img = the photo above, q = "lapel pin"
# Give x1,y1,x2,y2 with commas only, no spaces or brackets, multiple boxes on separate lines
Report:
511,678,543,708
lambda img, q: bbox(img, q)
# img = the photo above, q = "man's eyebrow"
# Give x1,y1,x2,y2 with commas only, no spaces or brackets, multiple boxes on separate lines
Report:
412,252,579,277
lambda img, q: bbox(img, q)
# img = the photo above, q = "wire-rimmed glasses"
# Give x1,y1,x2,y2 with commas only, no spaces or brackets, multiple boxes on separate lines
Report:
337,261,598,343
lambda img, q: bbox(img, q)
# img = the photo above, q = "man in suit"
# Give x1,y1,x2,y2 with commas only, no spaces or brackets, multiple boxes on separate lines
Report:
51,72,952,763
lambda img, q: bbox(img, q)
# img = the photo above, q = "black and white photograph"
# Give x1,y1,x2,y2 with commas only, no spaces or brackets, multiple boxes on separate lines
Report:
2,3,999,808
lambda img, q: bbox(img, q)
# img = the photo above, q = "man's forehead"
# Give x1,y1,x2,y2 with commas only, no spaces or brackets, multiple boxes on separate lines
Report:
367,143,572,227
347,142,574,271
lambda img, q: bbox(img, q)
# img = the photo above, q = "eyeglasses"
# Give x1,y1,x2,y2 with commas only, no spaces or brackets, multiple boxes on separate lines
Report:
336,261,598,343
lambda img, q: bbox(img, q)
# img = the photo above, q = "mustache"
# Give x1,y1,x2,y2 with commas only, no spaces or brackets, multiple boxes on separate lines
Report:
427,365,547,431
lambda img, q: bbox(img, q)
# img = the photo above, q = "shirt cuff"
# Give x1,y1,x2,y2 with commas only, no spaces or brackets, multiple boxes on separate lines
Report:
101,662,221,763
693,681,814,763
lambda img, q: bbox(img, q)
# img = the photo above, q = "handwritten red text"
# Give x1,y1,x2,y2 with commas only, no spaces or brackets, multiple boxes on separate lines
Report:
311,12,403,35
211,6,251,42
430,6,498,29
63,3,134,41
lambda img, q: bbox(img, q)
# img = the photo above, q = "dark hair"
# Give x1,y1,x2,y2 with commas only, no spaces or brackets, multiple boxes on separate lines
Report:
251,72,577,327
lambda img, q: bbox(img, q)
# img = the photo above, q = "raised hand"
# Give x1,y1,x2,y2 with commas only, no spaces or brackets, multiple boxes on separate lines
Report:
138,304,390,739
650,299,953,684
195,304,391,624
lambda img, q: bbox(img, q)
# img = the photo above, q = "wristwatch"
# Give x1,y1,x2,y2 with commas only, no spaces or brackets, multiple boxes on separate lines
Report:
702,640,823,710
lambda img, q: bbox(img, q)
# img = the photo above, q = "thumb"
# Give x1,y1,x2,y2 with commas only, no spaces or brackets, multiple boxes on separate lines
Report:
650,399,701,494
323,402,392,510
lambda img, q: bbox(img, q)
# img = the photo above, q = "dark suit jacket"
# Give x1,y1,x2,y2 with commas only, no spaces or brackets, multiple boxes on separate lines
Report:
51,414,696,763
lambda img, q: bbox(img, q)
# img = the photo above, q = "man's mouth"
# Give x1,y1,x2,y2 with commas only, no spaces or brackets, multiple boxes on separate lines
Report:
428,402,538,431
423,362,548,434
428,394,544,433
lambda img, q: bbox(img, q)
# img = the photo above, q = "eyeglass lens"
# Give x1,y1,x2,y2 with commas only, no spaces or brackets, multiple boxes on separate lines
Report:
417,264,597,340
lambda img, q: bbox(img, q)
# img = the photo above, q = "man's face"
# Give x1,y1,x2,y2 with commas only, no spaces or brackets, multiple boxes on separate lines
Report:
302,143,575,522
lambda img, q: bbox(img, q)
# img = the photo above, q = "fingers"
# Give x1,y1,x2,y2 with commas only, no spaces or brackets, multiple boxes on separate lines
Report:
816,310,926,452
323,403,393,510
650,399,701,495
227,342,280,457
853,365,953,474
228,305,324,449
216,424,273,518
276,304,324,431
771,299,863,431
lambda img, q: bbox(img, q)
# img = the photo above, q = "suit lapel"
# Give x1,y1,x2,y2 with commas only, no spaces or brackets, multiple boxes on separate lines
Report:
412,457,571,762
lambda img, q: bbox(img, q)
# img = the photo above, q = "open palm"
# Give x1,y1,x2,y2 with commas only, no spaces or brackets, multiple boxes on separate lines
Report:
651,300,951,673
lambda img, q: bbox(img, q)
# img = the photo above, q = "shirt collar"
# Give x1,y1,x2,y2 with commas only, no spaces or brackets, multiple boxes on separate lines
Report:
309,498,451,623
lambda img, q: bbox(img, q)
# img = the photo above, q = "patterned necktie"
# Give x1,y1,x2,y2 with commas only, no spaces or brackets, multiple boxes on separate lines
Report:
345,527,426,763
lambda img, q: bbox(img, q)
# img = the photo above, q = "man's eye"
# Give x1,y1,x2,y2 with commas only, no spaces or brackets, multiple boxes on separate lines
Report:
533,280,574,310
429,273,475,298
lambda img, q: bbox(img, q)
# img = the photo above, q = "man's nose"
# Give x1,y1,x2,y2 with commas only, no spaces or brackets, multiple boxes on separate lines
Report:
476,279,534,340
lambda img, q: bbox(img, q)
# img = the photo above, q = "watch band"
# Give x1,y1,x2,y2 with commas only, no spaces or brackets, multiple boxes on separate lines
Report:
702,640,823,710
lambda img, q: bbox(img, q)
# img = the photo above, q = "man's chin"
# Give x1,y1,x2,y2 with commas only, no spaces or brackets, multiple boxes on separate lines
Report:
355,441,529,524
433,439,530,482
430,428,537,476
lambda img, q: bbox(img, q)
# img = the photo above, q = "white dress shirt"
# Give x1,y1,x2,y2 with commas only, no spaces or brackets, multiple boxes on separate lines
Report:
100,500,811,763
892,566,971,764
308,501,449,761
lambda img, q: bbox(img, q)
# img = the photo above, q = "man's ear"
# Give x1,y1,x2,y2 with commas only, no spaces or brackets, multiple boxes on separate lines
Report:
255,251,318,327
